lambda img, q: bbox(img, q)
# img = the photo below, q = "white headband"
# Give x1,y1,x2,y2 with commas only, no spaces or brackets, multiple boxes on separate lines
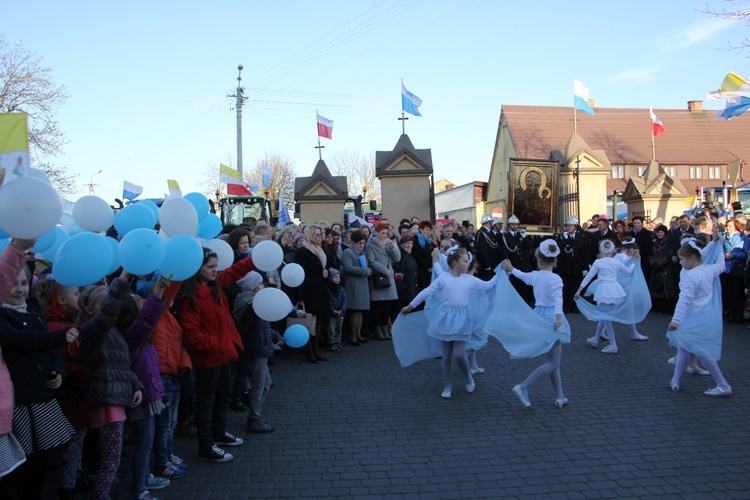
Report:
599,239,615,255
680,236,697,246
445,244,460,256
539,239,560,258
622,238,636,245
687,240,701,252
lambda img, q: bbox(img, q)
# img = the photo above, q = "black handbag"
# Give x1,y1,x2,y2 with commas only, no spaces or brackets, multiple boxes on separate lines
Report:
731,259,746,278
373,270,391,289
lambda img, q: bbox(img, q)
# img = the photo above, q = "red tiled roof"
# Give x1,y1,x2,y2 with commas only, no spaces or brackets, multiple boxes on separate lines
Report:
502,105,750,165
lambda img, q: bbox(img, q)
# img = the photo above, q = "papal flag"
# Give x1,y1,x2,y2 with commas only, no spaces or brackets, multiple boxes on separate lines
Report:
166,179,182,198
0,113,30,187
707,72,750,100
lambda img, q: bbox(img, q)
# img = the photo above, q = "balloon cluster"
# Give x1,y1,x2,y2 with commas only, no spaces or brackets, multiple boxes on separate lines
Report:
0,177,309,347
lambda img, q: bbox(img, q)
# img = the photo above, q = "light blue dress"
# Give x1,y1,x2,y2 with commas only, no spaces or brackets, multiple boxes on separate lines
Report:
667,241,724,361
485,270,571,359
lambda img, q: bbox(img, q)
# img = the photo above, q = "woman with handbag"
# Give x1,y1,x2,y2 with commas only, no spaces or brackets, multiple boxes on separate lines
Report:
294,224,331,363
341,230,371,346
366,223,401,340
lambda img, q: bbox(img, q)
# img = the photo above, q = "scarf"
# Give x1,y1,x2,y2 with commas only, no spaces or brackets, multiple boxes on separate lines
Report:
416,232,432,248
302,240,327,270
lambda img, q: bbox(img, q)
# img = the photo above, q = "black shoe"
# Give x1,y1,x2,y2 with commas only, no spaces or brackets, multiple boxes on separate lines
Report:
230,398,247,412
198,444,234,463
213,432,243,447
240,392,250,406
246,419,275,433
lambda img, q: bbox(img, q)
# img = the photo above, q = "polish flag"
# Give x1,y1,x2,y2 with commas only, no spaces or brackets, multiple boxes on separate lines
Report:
317,113,333,139
650,106,664,137
227,183,252,195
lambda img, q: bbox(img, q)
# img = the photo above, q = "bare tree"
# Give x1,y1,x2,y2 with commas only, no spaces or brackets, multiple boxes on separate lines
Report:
700,1,750,52
245,151,297,207
0,35,76,192
328,148,380,201
198,160,223,200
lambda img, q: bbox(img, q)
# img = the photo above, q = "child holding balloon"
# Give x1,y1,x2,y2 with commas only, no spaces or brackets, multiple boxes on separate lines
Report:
232,271,284,434
179,248,256,462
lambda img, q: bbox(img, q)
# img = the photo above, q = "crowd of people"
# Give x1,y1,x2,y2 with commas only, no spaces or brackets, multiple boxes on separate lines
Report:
0,206,741,499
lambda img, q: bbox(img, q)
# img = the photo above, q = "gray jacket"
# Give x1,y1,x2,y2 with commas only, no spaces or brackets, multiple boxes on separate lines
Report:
341,246,371,310
365,236,401,301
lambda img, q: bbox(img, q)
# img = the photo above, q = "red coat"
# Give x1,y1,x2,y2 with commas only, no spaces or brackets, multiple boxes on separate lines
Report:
150,281,192,376
180,257,256,368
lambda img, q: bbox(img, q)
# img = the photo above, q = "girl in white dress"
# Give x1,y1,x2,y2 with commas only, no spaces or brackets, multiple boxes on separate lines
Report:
500,239,571,408
615,239,649,342
667,236,732,396
401,249,497,398
575,239,639,353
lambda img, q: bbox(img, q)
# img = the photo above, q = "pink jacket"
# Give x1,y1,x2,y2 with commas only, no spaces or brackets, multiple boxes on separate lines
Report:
0,244,28,434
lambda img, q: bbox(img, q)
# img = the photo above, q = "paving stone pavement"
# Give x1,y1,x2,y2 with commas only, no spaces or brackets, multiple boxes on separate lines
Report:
113,312,750,499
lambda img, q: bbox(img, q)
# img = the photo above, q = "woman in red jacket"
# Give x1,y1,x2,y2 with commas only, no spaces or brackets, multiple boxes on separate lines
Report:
179,248,255,463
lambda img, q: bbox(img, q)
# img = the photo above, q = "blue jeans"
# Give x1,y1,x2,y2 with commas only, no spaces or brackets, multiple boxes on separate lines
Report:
130,415,155,498
247,357,272,421
154,374,181,467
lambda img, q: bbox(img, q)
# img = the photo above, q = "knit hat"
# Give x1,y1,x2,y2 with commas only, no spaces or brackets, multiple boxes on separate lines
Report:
237,271,263,291
400,234,414,244
329,268,340,280
293,234,304,245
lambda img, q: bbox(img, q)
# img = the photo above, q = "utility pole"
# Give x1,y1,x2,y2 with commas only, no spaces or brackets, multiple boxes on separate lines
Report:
228,65,247,177
86,169,102,195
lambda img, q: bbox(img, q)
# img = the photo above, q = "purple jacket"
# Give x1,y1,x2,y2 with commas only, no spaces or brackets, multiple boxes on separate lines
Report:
127,293,166,406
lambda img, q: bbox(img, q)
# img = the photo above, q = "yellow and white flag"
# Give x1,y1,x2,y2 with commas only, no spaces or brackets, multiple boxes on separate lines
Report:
0,113,30,187
166,179,182,198
219,164,249,186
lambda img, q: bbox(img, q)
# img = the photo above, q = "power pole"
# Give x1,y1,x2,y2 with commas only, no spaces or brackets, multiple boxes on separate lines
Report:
228,65,247,176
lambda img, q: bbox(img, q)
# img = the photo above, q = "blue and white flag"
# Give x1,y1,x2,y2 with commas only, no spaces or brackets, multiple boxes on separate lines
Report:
261,164,273,188
573,80,595,115
277,191,291,227
123,180,143,201
401,81,422,117
248,182,260,194
718,96,750,120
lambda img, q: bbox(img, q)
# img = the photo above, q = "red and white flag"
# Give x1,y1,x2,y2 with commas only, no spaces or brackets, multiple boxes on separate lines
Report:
317,113,333,139
650,106,664,137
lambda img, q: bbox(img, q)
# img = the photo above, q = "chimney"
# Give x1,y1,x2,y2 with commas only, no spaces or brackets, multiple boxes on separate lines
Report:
588,98,595,108
687,100,703,111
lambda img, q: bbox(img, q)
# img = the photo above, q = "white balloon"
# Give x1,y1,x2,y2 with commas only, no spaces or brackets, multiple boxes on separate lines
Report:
158,227,169,241
203,238,234,271
28,167,52,184
251,240,283,271
159,197,198,237
0,177,62,239
73,195,114,232
281,263,305,288
252,287,293,322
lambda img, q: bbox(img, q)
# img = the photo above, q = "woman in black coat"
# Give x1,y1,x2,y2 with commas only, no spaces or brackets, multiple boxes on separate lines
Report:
394,234,419,309
294,224,331,363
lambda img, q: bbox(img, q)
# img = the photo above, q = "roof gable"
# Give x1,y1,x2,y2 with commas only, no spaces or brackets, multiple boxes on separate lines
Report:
294,159,348,201
502,105,750,164
376,134,433,176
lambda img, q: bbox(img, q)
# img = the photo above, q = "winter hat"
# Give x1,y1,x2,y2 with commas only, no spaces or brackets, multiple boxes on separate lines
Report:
237,271,263,291
328,268,340,280
293,234,304,245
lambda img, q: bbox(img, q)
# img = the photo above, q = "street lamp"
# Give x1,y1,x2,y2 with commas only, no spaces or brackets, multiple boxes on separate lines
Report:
89,170,102,195
362,186,368,200
215,189,221,202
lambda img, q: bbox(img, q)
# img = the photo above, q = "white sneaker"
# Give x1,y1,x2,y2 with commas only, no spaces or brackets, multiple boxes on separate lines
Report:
586,337,599,348
667,356,676,365
601,345,618,354
470,367,485,375
630,333,649,341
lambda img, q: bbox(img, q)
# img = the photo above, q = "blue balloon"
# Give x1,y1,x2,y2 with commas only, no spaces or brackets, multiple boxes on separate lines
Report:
197,213,222,239
67,223,88,236
158,235,203,280
284,324,310,348
114,204,157,236
0,239,10,254
39,227,69,263
31,227,59,253
118,228,165,275
137,200,160,223
54,233,114,287
184,192,209,221
105,236,121,275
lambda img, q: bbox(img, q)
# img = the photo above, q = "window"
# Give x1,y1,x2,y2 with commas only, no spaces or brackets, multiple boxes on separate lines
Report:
612,165,625,178
708,166,721,179
637,166,646,177
663,165,676,177
689,165,702,179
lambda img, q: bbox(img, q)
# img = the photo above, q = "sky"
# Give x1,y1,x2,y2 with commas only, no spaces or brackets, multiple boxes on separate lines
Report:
2,0,749,205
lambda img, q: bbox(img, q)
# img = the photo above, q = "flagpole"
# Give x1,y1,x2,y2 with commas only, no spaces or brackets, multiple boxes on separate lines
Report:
315,109,324,160
651,129,655,160
573,107,577,135
398,79,408,134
